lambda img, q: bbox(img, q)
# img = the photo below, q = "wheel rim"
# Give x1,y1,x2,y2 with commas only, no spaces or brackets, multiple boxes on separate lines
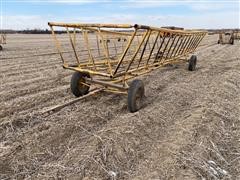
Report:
78,77,88,91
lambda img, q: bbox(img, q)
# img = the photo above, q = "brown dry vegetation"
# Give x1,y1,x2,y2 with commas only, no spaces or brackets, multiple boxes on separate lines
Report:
0,34,240,179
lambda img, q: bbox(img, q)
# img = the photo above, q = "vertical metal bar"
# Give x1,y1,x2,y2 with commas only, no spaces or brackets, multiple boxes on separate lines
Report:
192,33,205,51
73,28,76,46
179,35,191,55
186,34,199,53
137,30,152,68
146,31,160,66
155,33,160,50
188,34,199,52
165,35,177,59
188,34,201,52
125,30,149,72
106,39,110,59
82,29,97,70
147,36,151,51
183,35,195,54
195,34,205,48
97,28,113,76
183,35,195,53
174,35,188,56
159,34,171,61
155,32,166,60
114,40,118,57
113,29,137,75
121,36,124,52
96,34,101,56
66,27,80,64
49,26,65,63
169,35,181,58
81,28,90,64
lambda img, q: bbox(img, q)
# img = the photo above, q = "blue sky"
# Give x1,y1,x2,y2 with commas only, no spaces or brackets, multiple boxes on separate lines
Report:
1,0,239,30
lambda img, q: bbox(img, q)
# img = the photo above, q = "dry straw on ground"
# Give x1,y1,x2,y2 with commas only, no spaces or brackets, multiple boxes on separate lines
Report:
0,34,240,179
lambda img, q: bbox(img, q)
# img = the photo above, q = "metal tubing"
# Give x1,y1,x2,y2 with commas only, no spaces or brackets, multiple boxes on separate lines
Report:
85,78,127,91
49,22,207,92
137,30,152,68
173,35,185,57
179,35,192,55
97,28,113,76
183,35,196,53
113,29,137,75
166,35,177,59
155,33,166,60
159,35,172,61
82,29,96,69
169,35,181,58
146,31,161,66
49,26,65,63
125,30,150,72
48,22,206,34
66,27,80,64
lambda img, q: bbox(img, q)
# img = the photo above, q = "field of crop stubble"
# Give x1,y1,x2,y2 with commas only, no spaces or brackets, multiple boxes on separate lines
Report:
0,34,240,179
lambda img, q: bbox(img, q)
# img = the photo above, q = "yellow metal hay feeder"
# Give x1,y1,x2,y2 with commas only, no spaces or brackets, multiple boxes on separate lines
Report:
48,22,206,112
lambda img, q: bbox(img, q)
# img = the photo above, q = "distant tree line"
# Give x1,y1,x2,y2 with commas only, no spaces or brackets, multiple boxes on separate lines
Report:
0,29,67,34
0,28,133,34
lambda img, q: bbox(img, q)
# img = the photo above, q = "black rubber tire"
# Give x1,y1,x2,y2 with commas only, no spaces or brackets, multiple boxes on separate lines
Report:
188,55,197,71
0,45,2,51
70,72,90,97
217,40,220,44
127,79,145,113
230,38,234,45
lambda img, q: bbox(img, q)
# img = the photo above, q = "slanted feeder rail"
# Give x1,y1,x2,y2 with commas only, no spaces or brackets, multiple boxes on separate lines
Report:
48,22,207,112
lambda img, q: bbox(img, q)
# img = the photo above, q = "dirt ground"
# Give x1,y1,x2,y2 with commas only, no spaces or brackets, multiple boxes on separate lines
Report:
0,34,240,179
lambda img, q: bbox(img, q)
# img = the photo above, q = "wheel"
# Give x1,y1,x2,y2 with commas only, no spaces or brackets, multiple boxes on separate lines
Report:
127,79,145,113
230,38,234,45
0,45,2,51
217,40,220,44
70,72,90,97
188,55,197,71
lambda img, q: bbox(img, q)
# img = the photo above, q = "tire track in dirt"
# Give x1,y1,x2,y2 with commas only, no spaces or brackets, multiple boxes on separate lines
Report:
0,49,93,70
0,48,212,178
0,65,64,81
0,74,71,102
128,42,240,179
0,54,60,70
0,91,130,179
17,44,226,178
0,84,70,119
0,70,71,90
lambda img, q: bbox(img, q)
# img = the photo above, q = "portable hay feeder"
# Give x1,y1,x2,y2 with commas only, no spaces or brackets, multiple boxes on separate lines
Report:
0,34,6,51
48,22,207,112
233,30,240,41
218,31,234,45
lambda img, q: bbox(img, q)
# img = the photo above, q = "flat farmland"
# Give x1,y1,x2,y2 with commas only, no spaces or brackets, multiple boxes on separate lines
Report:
0,34,240,179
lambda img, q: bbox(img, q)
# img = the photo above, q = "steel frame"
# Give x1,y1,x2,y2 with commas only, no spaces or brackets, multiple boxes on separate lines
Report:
0,34,6,45
233,31,240,40
218,31,234,44
48,22,206,93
